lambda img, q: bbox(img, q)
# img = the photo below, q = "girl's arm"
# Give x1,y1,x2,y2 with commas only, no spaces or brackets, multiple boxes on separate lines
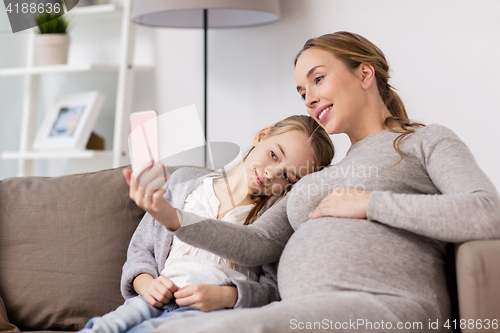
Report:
120,212,160,299
121,207,181,307
367,125,500,242
173,196,294,266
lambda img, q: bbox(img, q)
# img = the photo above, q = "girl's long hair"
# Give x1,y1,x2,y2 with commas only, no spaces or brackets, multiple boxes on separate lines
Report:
295,31,424,164
243,115,334,225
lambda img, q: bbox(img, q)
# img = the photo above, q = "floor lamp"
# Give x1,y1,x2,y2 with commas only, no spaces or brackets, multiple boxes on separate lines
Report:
131,0,281,167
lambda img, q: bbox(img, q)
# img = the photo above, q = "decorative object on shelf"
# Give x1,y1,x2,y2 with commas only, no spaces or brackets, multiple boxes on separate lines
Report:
33,91,105,151
86,132,106,150
34,11,70,66
131,0,280,166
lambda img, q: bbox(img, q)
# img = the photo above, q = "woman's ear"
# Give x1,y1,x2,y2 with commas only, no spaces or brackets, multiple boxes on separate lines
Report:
253,127,271,146
357,63,376,90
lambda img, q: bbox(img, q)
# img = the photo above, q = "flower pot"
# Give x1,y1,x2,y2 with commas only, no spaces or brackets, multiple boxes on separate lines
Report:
35,34,70,66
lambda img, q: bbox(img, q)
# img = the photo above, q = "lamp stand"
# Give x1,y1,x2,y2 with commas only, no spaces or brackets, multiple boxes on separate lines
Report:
203,9,208,167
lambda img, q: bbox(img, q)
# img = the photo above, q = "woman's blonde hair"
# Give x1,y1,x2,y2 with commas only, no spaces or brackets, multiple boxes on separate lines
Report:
294,31,424,163
243,114,334,225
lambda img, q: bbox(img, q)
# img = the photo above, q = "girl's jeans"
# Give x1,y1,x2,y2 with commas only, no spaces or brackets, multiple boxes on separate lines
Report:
79,296,200,333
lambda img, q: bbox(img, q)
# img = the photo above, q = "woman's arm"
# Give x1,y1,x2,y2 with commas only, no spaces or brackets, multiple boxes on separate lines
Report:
310,125,500,242
173,196,294,266
367,125,500,242
123,164,294,266
219,262,281,308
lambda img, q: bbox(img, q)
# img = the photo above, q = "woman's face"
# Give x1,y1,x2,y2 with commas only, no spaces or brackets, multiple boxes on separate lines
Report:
245,130,315,196
295,48,366,137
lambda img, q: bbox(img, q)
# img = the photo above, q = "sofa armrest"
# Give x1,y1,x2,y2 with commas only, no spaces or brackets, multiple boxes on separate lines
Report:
455,240,500,332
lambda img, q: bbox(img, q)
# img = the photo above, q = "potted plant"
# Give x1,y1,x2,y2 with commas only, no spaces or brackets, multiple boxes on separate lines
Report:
34,12,70,66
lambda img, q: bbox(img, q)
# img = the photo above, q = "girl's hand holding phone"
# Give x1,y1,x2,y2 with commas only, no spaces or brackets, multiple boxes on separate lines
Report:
123,164,181,231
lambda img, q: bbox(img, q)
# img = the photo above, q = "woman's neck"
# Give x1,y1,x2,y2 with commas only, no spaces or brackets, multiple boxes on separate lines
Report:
347,98,394,144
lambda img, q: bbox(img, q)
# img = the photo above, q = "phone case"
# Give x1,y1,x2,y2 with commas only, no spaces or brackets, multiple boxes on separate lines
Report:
129,110,159,179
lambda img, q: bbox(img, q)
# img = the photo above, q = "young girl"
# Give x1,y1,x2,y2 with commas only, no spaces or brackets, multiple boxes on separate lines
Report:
79,115,334,333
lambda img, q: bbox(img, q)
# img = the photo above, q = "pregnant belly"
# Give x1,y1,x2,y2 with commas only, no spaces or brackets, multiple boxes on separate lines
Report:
277,217,446,300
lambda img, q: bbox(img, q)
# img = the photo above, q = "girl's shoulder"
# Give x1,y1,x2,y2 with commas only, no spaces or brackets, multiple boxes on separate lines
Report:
168,166,213,186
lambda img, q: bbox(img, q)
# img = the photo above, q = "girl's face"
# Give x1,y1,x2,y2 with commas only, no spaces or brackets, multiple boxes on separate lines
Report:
245,129,315,196
294,48,366,137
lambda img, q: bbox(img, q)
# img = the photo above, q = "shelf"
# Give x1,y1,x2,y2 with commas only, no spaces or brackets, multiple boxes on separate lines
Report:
2,0,137,177
2,150,114,160
0,64,153,76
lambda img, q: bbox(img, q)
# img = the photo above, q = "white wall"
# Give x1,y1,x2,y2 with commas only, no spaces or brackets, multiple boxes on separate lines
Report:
2,0,500,191
155,0,500,191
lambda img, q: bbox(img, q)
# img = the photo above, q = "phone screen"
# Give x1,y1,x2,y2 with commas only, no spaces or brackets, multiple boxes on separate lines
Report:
129,110,159,179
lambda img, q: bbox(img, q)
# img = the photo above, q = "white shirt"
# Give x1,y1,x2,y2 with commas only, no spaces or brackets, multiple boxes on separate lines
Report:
160,176,258,288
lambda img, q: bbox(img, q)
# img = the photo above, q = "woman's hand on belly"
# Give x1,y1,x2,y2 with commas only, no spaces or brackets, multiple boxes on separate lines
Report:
309,186,371,219
174,284,238,312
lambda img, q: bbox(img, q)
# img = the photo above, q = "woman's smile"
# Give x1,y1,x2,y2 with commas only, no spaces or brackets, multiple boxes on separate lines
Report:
315,104,333,123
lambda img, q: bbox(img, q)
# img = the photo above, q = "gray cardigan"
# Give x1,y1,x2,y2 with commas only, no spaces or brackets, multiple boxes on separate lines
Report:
121,167,280,309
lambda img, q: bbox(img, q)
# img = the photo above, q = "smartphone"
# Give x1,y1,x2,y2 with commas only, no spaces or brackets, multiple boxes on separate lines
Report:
129,110,160,180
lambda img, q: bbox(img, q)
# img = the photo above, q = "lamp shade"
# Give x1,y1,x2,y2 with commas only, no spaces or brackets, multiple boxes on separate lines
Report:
131,0,281,28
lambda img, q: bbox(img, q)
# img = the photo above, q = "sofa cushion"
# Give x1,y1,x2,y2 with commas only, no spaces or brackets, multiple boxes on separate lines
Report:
0,167,145,331
0,296,19,332
455,240,500,326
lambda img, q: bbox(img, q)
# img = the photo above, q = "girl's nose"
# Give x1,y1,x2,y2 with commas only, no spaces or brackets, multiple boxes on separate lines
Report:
265,166,277,181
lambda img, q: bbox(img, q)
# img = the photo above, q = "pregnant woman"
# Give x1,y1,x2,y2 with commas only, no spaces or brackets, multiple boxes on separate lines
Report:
138,31,500,332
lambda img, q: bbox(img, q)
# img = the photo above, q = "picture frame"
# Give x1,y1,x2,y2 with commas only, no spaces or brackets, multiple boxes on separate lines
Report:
33,91,105,151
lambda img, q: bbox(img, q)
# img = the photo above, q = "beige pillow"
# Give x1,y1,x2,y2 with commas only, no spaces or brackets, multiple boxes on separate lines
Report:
0,167,145,331
0,297,19,332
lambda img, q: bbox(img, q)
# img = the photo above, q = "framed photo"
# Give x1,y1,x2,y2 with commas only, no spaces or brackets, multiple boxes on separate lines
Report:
33,91,105,150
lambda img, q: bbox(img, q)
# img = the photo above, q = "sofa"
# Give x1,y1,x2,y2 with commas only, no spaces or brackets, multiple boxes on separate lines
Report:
0,166,499,332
